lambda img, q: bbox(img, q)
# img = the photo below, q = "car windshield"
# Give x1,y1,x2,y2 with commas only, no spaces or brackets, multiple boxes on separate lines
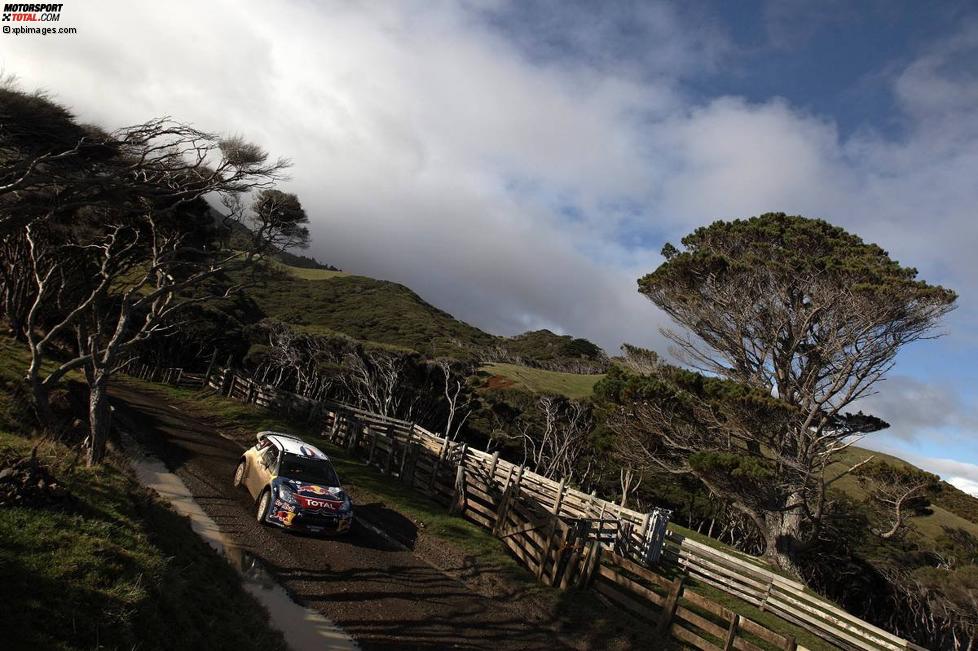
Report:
279,454,339,487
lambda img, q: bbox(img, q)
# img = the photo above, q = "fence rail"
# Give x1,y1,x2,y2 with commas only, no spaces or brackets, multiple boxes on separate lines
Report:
123,362,929,651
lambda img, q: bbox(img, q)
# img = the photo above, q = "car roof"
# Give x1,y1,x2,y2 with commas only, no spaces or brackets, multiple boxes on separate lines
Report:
258,431,330,461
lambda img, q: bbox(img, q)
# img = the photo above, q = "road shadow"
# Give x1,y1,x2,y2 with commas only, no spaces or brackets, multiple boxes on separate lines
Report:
355,502,418,548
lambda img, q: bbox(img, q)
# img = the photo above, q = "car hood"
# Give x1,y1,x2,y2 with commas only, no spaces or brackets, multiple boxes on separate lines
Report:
278,478,347,502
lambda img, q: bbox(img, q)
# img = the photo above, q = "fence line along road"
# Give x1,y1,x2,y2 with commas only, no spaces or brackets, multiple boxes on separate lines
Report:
123,361,929,651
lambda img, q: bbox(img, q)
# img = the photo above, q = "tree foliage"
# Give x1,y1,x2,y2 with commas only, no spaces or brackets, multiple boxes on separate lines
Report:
609,213,956,575
0,84,298,464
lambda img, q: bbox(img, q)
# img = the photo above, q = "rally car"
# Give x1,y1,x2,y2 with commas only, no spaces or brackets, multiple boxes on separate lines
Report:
233,431,353,535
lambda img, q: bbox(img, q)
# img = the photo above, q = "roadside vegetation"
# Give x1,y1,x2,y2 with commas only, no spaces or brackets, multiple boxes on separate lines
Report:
0,337,287,650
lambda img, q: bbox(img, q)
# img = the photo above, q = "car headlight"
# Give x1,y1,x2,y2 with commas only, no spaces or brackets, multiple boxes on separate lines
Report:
277,484,297,505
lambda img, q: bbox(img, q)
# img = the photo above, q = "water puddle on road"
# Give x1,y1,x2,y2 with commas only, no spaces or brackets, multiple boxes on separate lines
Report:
127,446,359,651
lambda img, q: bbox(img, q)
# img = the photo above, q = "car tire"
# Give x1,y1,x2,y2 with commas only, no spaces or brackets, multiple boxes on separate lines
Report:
257,490,271,525
232,461,245,487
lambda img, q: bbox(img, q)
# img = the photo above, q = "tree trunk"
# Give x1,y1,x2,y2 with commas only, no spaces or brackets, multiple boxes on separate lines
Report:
762,502,805,578
86,374,110,466
27,357,56,430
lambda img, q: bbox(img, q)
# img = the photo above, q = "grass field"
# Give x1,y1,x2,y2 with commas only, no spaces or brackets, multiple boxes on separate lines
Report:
271,260,350,281
482,362,605,399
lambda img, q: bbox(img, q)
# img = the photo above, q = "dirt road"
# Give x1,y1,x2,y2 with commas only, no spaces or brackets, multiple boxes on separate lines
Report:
110,384,574,651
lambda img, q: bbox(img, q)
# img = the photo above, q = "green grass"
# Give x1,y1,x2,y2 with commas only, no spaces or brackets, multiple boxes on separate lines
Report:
271,259,349,281
828,446,978,543
482,362,605,399
0,335,288,650
0,431,287,651
237,267,497,359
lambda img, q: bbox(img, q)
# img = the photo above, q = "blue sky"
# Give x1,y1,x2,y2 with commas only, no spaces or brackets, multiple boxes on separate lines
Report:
5,0,978,492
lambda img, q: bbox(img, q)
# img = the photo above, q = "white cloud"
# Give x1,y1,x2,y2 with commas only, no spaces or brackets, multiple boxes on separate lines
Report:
854,375,978,442
948,477,978,498
3,0,977,378
857,444,978,496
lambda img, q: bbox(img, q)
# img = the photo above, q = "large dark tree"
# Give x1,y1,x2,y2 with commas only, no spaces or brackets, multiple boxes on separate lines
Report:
0,85,304,465
609,213,956,576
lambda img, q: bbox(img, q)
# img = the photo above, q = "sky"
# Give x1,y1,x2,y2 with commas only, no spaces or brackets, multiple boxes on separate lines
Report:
4,0,978,494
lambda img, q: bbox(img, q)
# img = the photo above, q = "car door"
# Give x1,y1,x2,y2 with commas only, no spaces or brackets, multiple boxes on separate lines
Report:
246,446,278,498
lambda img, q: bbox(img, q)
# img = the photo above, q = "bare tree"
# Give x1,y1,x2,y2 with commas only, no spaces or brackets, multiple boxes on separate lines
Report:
618,465,642,508
436,358,474,440
855,460,939,539
512,396,594,484
252,321,337,399
12,116,292,464
340,349,413,418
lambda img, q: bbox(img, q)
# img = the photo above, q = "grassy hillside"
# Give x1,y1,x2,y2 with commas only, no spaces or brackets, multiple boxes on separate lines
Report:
272,260,348,281
245,266,496,357
481,362,605,399
242,262,609,369
828,446,978,542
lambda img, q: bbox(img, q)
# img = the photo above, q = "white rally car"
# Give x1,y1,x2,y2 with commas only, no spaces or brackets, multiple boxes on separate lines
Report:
233,431,353,535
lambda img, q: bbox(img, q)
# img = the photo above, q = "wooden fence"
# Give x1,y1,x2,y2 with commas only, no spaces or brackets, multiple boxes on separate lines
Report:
124,362,930,651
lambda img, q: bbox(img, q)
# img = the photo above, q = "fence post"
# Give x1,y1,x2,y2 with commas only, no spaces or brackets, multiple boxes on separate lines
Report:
203,349,218,387
398,430,412,480
348,416,361,452
552,477,566,516
492,465,516,536
487,451,499,488
558,531,584,590
759,577,774,612
723,613,740,651
220,370,233,397
367,426,378,465
384,439,395,475
328,411,340,443
449,444,468,515
656,575,685,637
581,539,602,588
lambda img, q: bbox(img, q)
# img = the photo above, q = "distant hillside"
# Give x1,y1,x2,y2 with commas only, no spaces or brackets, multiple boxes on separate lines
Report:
272,249,341,272
239,262,608,369
828,447,978,545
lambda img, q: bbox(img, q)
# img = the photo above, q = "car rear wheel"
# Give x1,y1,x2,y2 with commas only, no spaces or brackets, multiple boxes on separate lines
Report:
257,490,271,524
232,461,245,487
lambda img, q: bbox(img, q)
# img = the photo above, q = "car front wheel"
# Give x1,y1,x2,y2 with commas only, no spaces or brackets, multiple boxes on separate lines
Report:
257,490,271,524
233,461,245,487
